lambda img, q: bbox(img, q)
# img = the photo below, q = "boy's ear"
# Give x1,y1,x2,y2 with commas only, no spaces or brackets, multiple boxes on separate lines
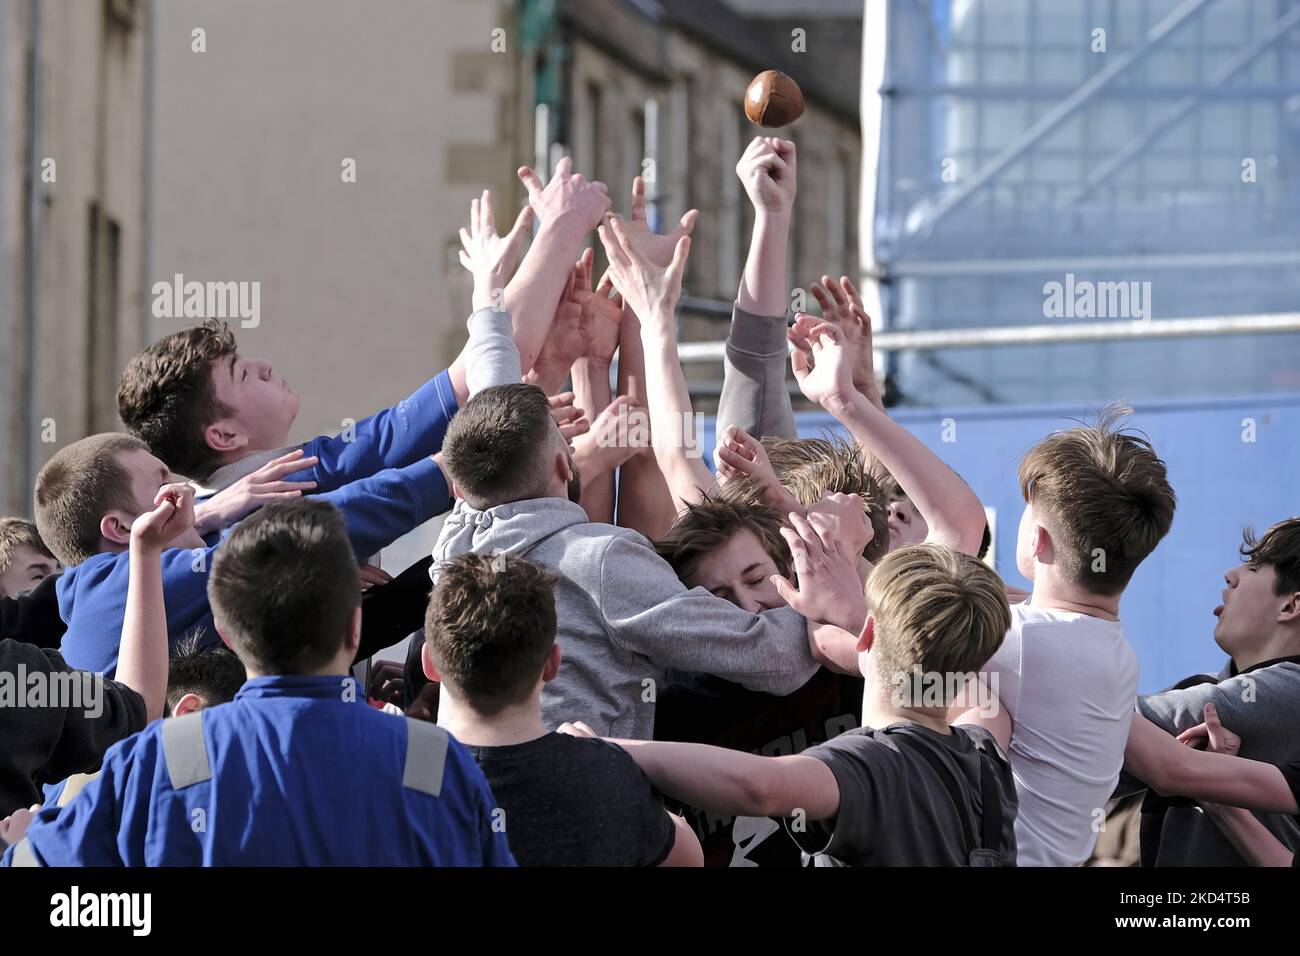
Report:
1277,591,1300,625
542,643,563,683
213,619,235,652
1033,524,1054,563
856,615,875,653
204,420,248,456
555,449,574,484
171,692,205,718
99,511,133,550
343,605,362,658
420,640,442,683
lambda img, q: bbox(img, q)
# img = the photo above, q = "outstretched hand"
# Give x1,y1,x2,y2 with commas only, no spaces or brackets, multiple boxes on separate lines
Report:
598,216,691,326
194,448,319,535
459,189,533,311
714,424,802,515
517,156,611,238
789,316,856,408
619,175,699,268
569,247,624,365
811,275,879,403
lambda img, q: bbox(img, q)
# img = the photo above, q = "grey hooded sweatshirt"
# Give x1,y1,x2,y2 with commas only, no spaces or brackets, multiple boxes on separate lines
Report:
432,497,821,740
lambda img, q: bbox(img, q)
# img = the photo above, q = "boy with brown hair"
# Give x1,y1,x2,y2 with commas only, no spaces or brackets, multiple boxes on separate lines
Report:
976,403,1176,865
424,552,700,867
0,519,60,599
566,535,1018,867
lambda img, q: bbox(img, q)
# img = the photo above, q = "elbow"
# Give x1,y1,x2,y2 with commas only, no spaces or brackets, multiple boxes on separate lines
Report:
743,771,788,819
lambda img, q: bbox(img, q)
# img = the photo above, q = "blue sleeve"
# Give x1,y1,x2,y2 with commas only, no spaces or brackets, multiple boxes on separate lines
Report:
296,370,459,494
13,736,148,867
316,455,452,559
59,550,219,675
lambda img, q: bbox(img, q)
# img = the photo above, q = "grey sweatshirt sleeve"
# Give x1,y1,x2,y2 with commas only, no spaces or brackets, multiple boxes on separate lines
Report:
715,301,796,440
1137,664,1300,740
464,307,522,396
596,532,820,694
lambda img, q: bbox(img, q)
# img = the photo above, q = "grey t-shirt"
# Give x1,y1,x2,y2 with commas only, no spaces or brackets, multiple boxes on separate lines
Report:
1135,656,1300,866
464,732,676,867
790,723,1019,867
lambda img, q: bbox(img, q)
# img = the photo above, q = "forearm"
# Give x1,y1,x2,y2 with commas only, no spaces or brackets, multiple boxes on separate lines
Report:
613,739,780,818
504,222,586,375
717,303,796,441
614,309,678,537
1204,804,1295,866
571,358,615,523
1125,714,1298,811
807,621,860,675
639,314,713,509
115,545,169,721
737,210,791,317
824,391,985,555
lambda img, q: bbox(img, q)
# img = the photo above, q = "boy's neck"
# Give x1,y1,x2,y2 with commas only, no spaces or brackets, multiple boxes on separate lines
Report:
1232,633,1300,672
440,693,548,748
862,694,951,735
1029,572,1120,621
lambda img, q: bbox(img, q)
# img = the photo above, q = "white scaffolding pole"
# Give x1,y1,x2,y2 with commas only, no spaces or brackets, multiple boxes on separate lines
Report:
676,312,1300,362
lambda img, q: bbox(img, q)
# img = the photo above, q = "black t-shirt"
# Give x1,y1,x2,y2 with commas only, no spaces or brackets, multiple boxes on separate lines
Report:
792,722,1019,867
0,574,65,649
465,732,675,867
0,639,146,817
654,668,863,867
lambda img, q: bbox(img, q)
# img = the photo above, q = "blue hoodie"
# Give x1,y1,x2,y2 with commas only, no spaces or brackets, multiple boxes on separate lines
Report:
201,369,460,495
57,455,450,675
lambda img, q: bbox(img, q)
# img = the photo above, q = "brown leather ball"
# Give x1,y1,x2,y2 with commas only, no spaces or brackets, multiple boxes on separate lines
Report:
744,70,805,128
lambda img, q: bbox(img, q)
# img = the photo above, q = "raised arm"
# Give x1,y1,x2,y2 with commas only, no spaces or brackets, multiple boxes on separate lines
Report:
504,158,611,377
790,318,987,556
598,217,711,512
566,256,627,523
117,484,198,721
717,137,798,440
613,302,679,539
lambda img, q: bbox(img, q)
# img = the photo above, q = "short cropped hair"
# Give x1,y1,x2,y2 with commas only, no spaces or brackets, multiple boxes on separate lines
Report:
867,543,1011,701
441,384,555,508
166,638,247,714
34,433,150,567
1241,518,1300,598
118,320,238,480
721,434,889,563
0,518,55,574
208,500,360,675
424,553,558,715
655,497,792,583
1018,405,1175,595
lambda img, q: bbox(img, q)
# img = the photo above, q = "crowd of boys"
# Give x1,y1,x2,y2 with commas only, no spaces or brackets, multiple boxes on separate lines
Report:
1,137,1298,868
